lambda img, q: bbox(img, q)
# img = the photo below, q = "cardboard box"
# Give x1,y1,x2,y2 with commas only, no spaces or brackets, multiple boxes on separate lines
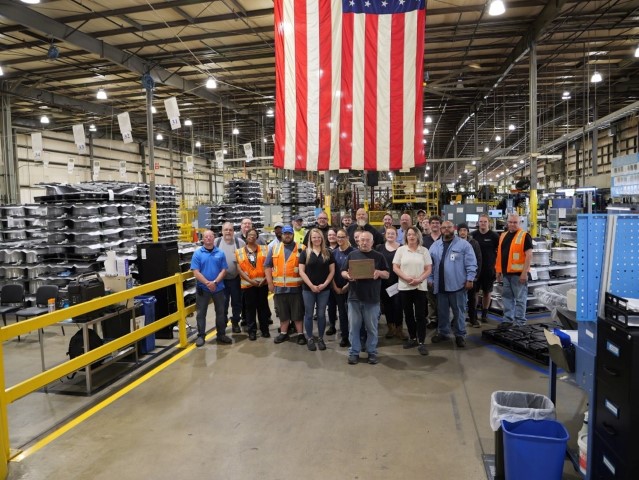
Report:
101,274,133,307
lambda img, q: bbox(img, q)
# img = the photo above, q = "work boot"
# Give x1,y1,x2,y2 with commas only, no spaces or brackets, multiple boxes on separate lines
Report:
395,325,408,340
385,323,396,339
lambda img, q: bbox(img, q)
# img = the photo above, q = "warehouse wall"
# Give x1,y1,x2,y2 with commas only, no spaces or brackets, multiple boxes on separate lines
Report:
15,131,224,205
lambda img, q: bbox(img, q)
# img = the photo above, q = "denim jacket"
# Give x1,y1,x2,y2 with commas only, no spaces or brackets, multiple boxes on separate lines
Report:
428,236,477,294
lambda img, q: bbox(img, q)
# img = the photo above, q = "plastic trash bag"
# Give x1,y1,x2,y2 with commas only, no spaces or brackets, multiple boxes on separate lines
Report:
490,391,556,432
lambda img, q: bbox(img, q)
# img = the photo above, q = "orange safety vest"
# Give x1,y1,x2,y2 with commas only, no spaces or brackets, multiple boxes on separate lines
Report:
235,245,268,289
271,242,303,288
496,229,527,274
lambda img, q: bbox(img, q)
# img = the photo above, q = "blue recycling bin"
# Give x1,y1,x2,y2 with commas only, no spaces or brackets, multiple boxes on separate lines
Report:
135,295,157,355
502,419,569,480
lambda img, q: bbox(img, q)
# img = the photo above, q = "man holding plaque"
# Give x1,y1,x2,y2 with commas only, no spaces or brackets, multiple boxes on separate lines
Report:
341,231,390,365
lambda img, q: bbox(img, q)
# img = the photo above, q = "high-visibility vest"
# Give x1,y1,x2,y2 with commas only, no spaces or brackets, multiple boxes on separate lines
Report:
496,229,527,273
271,242,302,287
235,245,268,289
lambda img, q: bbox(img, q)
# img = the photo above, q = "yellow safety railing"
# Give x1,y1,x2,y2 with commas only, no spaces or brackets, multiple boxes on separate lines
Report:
0,272,196,463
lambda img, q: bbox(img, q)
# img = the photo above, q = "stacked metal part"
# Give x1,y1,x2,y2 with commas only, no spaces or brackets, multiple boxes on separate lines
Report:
202,179,264,234
280,180,317,226
154,184,179,241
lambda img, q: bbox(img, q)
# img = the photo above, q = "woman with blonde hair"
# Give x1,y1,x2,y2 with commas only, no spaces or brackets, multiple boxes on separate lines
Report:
299,228,336,351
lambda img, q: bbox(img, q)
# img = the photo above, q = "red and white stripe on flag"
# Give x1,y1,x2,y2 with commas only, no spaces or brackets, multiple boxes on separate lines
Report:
274,0,426,172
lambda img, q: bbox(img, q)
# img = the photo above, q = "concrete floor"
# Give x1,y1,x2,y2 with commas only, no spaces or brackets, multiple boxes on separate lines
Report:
3,310,586,480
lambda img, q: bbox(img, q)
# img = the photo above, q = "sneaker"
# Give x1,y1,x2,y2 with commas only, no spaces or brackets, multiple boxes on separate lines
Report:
248,332,257,341
348,355,359,365
431,333,450,344
417,343,429,356
326,326,337,336
498,321,513,330
368,354,379,365
232,324,241,334
426,321,437,330
317,338,327,351
307,338,317,351
455,336,466,348
403,338,418,349
274,333,289,344
195,336,205,347
470,318,481,328
217,335,232,344
297,335,307,346
261,330,271,338
339,338,350,348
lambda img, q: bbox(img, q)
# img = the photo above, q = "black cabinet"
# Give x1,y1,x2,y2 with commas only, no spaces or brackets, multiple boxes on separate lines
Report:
136,241,180,339
593,317,639,478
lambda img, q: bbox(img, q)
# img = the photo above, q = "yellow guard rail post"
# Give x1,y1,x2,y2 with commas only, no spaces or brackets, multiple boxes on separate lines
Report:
0,271,195,464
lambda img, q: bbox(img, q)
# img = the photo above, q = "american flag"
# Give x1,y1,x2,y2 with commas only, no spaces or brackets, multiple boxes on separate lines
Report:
274,0,426,172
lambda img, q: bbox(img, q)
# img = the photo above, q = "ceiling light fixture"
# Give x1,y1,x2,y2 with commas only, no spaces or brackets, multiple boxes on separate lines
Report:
484,146,489,152
635,45,639,58
156,133,163,141
21,0,41,4
263,137,268,143
151,106,157,114
266,108,274,117
223,149,228,155
89,124,97,132
472,160,477,165
456,76,464,89
591,71,602,83
0,65,3,76
40,115,49,124
96,88,107,100
508,124,515,131
184,119,192,126
232,127,239,135
425,115,432,124
206,77,217,89
495,135,502,141
488,0,506,16
195,140,201,148
423,128,429,134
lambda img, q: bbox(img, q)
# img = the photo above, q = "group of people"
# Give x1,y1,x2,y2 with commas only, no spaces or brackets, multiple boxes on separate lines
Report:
190,209,533,364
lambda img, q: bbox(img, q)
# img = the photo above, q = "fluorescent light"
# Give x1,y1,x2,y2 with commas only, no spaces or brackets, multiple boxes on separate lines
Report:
488,0,505,16
508,124,515,131
40,115,49,124
184,119,192,126
232,127,239,135
195,141,201,148
562,91,571,100
21,0,41,4
89,124,97,132
0,65,3,76
576,187,596,192
206,77,217,89
591,71,602,83
96,88,107,100
156,133,163,140
635,45,639,58
425,115,432,124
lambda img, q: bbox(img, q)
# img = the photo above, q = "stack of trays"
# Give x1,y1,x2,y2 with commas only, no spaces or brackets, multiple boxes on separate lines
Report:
202,179,265,234
280,180,317,226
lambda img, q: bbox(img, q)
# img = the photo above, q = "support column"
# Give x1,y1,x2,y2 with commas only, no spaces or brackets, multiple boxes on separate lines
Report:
591,102,598,176
529,42,538,237
145,86,159,242
0,90,18,204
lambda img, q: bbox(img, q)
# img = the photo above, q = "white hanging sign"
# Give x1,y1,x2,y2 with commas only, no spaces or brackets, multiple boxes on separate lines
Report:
185,155,194,174
164,97,181,130
243,143,253,162
68,157,75,173
271,134,275,143
43,152,49,168
117,112,133,143
119,160,127,178
215,150,224,170
31,132,43,161
93,160,100,176
72,124,87,154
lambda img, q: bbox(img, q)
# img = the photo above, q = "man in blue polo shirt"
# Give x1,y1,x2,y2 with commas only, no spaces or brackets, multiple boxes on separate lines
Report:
191,229,229,346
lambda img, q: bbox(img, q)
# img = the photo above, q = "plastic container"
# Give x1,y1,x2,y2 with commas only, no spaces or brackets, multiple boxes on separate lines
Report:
135,295,157,355
502,419,569,480
490,391,556,480
47,298,56,313
578,410,589,475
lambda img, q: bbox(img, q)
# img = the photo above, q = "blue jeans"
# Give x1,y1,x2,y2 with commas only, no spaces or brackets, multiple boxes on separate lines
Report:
223,276,242,325
436,289,468,338
347,300,380,356
303,289,330,338
502,274,528,326
195,289,226,337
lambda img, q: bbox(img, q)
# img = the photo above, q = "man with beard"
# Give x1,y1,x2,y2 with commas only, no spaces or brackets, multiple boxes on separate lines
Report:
191,230,230,346
303,210,331,245
347,208,384,247
292,215,306,245
341,212,353,230
341,231,389,365
265,225,306,345
428,221,477,348
471,213,500,322
214,222,244,334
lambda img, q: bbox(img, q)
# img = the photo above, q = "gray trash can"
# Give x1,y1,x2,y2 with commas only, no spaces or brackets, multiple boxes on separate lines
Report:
489,391,556,480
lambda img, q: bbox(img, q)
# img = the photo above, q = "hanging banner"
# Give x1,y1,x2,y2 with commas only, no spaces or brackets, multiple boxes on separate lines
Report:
164,97,181,130
119,160,127,178
68,157,75,174
117,112,133,143
72,124,87,154
215,150,224,170
185,155,194,174
243,143,253,162
31,132,43,161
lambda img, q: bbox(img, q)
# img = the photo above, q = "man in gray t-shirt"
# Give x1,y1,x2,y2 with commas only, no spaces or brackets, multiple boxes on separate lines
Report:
215,222,245,333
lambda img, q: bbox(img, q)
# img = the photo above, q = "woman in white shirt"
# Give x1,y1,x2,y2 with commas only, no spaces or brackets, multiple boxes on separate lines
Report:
392,226,433,355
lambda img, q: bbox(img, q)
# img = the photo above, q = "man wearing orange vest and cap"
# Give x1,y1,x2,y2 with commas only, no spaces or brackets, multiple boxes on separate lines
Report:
495,213,533,328
265,225,306,345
